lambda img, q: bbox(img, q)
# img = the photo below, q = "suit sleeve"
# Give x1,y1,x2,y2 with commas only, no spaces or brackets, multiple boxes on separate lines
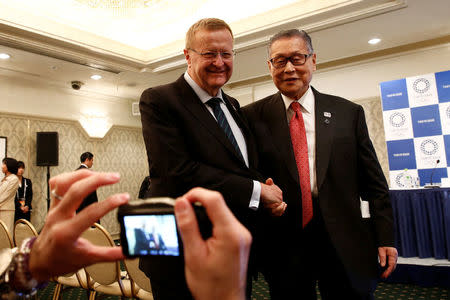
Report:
0,177,18,207
140,88,255,214
356,105,394,247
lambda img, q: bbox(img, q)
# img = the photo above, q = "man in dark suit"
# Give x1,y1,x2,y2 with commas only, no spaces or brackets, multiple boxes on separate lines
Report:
76,152,98,214
139,18,285,300
243,29,398,299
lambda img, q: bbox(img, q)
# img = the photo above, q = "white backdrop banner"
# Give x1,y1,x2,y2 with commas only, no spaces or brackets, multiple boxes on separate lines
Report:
380,70,450,188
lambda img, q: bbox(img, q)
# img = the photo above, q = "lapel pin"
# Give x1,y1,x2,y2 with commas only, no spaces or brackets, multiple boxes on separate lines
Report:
324,112,331,118
324,119,330,124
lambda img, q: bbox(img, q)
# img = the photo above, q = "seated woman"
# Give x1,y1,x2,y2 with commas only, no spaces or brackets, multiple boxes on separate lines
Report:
14,161,33,222
0,157,19,235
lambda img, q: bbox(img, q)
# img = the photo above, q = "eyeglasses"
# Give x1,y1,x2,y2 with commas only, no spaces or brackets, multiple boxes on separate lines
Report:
188,48,235,60
268,53,313,69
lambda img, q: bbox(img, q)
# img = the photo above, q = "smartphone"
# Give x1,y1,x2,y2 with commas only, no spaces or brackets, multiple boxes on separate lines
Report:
118,197,212,258
118,198,181,257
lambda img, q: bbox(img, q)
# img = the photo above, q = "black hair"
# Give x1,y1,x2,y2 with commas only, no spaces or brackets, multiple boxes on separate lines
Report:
80,152,94,163
2,157,18,175
17,161,25,169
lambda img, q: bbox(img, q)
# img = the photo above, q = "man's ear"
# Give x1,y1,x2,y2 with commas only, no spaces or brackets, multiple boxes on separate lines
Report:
268,60,274,77
184,49,191,68
311,53,317,71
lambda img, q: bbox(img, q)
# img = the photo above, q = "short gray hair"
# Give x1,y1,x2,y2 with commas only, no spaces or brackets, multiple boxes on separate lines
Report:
268,29,313,56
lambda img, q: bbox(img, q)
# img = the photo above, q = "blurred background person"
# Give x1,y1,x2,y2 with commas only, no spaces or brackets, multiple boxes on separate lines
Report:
0,157,19,235
76,152,98,214
14,160,33,222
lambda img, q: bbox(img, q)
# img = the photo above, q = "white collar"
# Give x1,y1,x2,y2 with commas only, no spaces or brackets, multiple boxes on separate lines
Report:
281,86,314,114
184,71,224,104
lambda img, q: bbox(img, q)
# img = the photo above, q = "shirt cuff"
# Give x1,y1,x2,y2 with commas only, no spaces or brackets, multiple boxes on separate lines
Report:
249,180,261,211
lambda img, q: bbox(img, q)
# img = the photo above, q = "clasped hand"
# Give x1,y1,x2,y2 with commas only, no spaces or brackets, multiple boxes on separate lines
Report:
260,178,286,216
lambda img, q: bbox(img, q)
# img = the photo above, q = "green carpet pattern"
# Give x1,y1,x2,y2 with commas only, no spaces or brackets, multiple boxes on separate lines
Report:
37,276,449,300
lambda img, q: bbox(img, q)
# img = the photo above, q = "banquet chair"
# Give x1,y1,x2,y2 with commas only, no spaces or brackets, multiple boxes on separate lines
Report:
124,258,154,299
52,269,89,300
13,219,38,247
0,219,13,249
81,223,133,299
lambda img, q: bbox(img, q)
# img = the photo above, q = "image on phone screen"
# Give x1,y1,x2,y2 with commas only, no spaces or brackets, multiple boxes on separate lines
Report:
123,214,180,256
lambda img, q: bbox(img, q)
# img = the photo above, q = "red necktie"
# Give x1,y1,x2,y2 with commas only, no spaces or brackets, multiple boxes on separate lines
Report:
289,101,313,228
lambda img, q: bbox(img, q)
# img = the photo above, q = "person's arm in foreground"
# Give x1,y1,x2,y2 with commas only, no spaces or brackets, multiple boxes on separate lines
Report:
175,188,252,300
29,170,130,281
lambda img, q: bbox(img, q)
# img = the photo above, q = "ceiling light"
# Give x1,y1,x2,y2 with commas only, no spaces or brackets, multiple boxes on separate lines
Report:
368,38,381,45
79,112,112,138
0,53,10,59
91,74,102,80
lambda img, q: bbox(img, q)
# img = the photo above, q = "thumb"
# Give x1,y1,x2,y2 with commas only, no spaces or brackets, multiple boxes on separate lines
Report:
265,178,274,185
175,198,203,255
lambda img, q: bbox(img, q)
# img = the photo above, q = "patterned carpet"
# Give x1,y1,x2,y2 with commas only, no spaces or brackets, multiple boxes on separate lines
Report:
38,276,449,300
251,278,449,300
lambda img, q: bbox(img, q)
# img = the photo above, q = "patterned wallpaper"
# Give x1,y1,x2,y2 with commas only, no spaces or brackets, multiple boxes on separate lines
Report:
355,97,390,183
0,113,148,235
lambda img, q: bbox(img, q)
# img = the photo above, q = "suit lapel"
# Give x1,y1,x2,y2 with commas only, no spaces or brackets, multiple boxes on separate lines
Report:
314,88,334,191
265,93,300,184
175,76,246,165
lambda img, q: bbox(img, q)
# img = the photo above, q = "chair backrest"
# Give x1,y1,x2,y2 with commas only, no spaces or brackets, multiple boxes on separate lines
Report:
124,258,152,293
81,223,121,286
13,219,38,247
0,220,13,249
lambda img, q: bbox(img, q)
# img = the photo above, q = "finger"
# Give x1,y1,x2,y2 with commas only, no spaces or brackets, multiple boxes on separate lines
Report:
175,197,204,259
382,262,395,278
271,203,285,216
378,249,386,267
88,245,126,264
56,172,121,215
183,187,236,229
382,253,398,278
265,178,274,185
49,170,94,210
68,193,130,238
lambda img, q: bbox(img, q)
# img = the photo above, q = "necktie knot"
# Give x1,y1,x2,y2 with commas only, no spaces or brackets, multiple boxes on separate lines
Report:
207,97,222,108
290,101,302,114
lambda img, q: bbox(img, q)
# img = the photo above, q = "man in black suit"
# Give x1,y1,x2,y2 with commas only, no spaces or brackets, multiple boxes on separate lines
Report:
243,29,398,299
139,18,285,300
76,152,98,214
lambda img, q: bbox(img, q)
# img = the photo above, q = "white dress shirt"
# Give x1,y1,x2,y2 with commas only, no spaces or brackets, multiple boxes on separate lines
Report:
282,86,318,197
184,72,261,209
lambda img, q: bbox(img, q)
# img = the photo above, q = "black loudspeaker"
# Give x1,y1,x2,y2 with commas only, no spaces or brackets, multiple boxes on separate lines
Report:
36,132,59,166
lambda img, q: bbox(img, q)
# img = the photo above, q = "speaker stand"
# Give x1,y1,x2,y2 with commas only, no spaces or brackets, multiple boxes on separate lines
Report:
47,165,50,211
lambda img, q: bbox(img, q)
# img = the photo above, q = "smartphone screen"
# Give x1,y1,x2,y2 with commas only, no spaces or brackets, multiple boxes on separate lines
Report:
122,214,180,256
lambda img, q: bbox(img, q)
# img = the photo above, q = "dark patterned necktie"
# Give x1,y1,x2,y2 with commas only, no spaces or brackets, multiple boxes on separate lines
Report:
207,98,244,162
290,101,313,228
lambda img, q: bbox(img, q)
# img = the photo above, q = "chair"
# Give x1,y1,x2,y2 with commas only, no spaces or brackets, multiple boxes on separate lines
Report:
13,219,38,247
124,258,154,299
52,269,89,300
81,223,133,299
0,219,13,249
